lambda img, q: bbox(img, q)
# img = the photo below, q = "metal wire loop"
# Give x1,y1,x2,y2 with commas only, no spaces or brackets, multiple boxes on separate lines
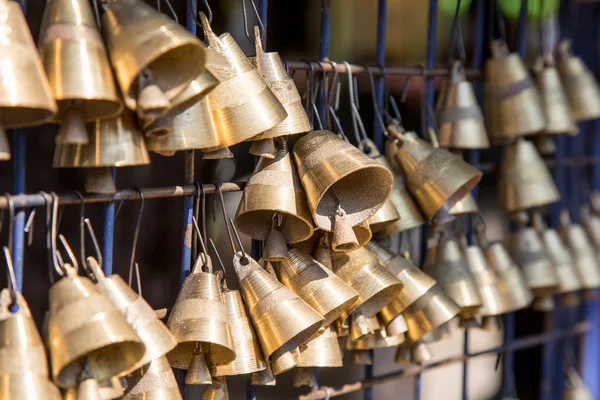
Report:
241,0,265,44
129,263,143,297
2,247,18,308
193,182,208,259
72,191,86,266
365,65,390,140
84,218,103,268
41,192,64,283
342,61,360,144
216,184,237,255
329,106,349,142
446,0,466,65
126,187,144,281
24,209,35,246
208,238,228,284
192,0,213,26
191,216,208,264
156,0,178,23
228,217,248,263
58,234,79,272
3,194,14,257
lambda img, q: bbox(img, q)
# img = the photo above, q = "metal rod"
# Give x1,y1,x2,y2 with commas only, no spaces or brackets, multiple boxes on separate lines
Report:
298,322,590,400
180,151,195,285
11,130,25,291
102,167,116,275
286,61,480,78
373,0,387,149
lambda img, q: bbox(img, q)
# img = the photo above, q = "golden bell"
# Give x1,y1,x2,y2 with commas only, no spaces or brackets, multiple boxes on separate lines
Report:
560,219,600,289
166,255,235,368
233,252,324,361
101,0,206,111
539,227,582,294
331,247,403,323
276,248,359,327
351,329,405,351
385,313,409,337
421,321,450,343
509,227,560,297
350,349,372,365
47,268,145,388
498,138,560,212
0,289,62,399
86,257,177,369
202,377,229,400
251,362,276,386
557,40,600,121
395,345,412,364
341,221,373,249
535,59,577,134
293,367,317,388
563,368,594,400
389,127,482,221
185,346,212,385
410,340,433,365
235,138,313,247
464,246,511,316
296,326,343,367
367,196,401,233
449,192,479,215
436,61,489,149
484,40,545,143
122,356,181,400
252,27,310,141
38,0,122,129
270,347,299,375
349,314,380,342
76,378,102,400
199,14,286,148
212,289,266,376
536,135,558,155
293,130,394,240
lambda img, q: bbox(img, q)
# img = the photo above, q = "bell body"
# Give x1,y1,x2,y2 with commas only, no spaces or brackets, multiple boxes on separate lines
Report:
296,326,343,367
48,275,146,388
235,140,313,243
367,196,401,233
498,139,560,212
276,249,359,327
464,246,511,316
541,229,582,293
102,0,206,111
39,0,122,122
293,130,394,231
536,64,577,134
54,111,150,168
123,356,182,400
212,290,266,376
449,192,479,215
561,224,600,289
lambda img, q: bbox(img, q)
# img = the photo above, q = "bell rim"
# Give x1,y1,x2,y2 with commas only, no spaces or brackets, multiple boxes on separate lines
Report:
234,209,314,244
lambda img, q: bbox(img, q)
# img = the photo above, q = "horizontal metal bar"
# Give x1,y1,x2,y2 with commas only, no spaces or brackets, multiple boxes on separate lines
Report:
299,321,590,400
286,61,481,78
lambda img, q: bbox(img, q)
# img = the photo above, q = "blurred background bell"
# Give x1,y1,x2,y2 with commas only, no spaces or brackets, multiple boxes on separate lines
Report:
202,376,229,400
563,368,594,400
535,57,577,135
123,356,181,400
296,326,343,368
560,210,600,290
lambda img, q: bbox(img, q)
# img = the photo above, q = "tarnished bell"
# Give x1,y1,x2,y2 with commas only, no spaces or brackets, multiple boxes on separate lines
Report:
166,255,235,368
498,139,560,212
464,246,511,316
122,356,182,400
563,368,594,400
296,326,343,367
211,289,266,376
235,139,313,246
251,362,276,386
293,130,394,240
276,249,359,327
232,252,324,361
47,266,145,388
560,219,600,289
539,228,582,294
436,61,489,149
101,0,206,111
86,257,177,369
0,290,62,399
200,14,287,148
38,0,122,125
202,377,229,400
185,346,212,385
293,367,317,388
484,40,545,143
535,59,577,134
402,284,459,342
557,40,600,121
389,126,482,222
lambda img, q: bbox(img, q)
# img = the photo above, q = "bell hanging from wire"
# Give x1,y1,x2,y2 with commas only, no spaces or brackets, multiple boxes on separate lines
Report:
560,210,600,289
293,130,394,252
101,0,206,112
122,356,182,400
275,248,359,327
38,0,122,145
498,138,560,212
296,326,343,368
557,40,600,121
364,146,401,233
350,349,373,365
436,61,489,149
484,40,545,143
563,368,594,400
202,376,229,400
251,362,276,386
185,345,212,385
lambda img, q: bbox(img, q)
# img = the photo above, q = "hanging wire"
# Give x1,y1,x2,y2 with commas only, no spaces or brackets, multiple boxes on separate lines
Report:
58,234,79,272
91,0,102,28
24,209,36,247
2,247,18,308
315,60,331,129
192,215,208,263
84,218,103,268
216,185,249,264
193,183,208,260
365,65,390,140
129,263,143,296
41,192,64,283
154,0,178,23
342,61,361,143
192,0,213,26
125,188,144,284
3,195,14,257
208,238,228,283
488,0,507,43
241,0,265,44
446,0,466,65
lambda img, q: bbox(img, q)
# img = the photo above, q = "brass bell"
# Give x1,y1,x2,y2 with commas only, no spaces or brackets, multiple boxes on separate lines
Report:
47,265,145,388
251,362,276,386
199,14,287,148
123,356,182,400
557,40,600,121
367,196,401,234
232,251,324,363
560,211,600,289
38,0,122,145
296,326,343,368
583,209,600,266
402,284,459,342
293,367,318,388
449,192,479,215
235,138,314,252
166,254,235,369
86,257,177,369
421,321,451,343
211,289,266,376
0,289,62,399
202,376,229,400
385,313,409,337
185,346,212,385
536,135,558,155
389,125,482,222
101,0,206,111
276,248,359,327
351,329,405,351
76,378,102,400
350,349,372,365
436,61,489,149
267,345,298,376
395,345,412,364
410,340,433,365
563,368,594,400
535,58,577,135
293,130,394,251
349,314,380,342
484,40,545,143
498,138,560,212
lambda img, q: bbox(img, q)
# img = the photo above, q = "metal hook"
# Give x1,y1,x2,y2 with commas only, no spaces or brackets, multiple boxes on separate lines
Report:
241,0,265,44
208,238,228,283
216,184,238,256
2,247,18,308
342,61,360,143
192,216,208,261
192,0,213,27
126,187,144,280
41,192,64,283
301,59,315,115
129,262,143,297
228,217,248,263
365,65,390,140
58,234,79,272
329,106,349,142
71,191,86,266
156,0,178,23
3,194,14,257
24,209,35,247
193,183,208,259
84,218,103,268
326,61,340,110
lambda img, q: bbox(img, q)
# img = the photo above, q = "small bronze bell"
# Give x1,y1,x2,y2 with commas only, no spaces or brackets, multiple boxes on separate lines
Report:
351,329,405,351
166,254,235,369
367,195,401,234
386,313,409,337
563,368,594,400
275,248,359,327
560,211,600,289
268,345,298,376
484,40,545,143
185,346,212,385
395,345,412,364
349,314,380,342
498,138,560,212
436,61,489,149
464,246,511,316
123,356,182,400
251,362,276,386
296,326,343,368
535,58,577,135
101,0,206,111
293,130,394,250
202,376,229,400
557,40,600,121
350,349,373,365
410,340,433,365
293,367,318,388
76,378,102,400
402,284,459,342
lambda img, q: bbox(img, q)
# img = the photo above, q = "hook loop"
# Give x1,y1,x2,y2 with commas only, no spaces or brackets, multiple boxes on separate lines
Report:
241,0,265,44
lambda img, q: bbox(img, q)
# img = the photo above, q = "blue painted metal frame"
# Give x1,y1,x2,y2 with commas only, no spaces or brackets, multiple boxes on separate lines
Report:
373,0,387,150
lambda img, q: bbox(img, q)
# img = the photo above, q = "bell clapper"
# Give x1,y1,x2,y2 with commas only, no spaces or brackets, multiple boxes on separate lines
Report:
292,367,317,388
57,103,89,145
351,313,375,340
136,68,170,120
203,147,234,160
249,138,277,159
85,167,117,194
264,212,288,261
143,116,173,139
77,360,102,400
332,204,359,252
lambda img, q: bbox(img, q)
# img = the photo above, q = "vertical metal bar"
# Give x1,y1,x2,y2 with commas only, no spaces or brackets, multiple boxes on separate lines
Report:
364,358,373,400
373,0,387,149
102,167,116,275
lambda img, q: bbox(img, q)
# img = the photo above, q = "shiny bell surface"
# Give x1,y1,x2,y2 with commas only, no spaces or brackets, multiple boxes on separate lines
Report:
166,256,235,368
535,60,577,134
541,228,583,293
296,326,343,367
449,192,479,215
484,40,545,143
235,139,313,244
498,138,560,212
185,347,212,385
233,252,324,360
561,222,600,289
47,272,145,388
464,246,511,316
293,130,394,232
123,356,182,400
101,0,206,111
202,377,229,400
251,362,276,386
276,248,359,327
38,0,122,122
367,195,401,233
436,61,489,149
212,289,266,376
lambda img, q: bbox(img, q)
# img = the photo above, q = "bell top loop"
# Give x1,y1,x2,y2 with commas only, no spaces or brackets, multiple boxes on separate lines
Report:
2,247,18,309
